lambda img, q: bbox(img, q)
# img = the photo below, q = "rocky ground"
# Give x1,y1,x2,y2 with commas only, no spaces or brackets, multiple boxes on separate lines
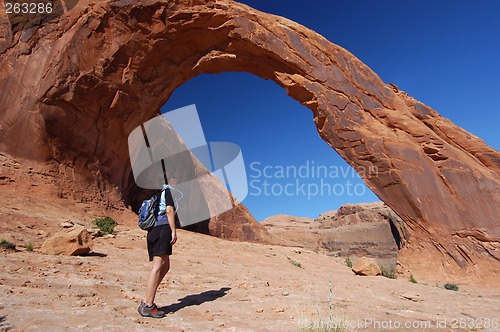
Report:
1,181,500,331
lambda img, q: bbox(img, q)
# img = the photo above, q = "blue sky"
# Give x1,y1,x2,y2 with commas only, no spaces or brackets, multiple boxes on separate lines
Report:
162,1,500,221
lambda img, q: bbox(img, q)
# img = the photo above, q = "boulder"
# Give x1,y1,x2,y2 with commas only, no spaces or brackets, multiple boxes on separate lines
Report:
352,257,381,276
41,226,93,256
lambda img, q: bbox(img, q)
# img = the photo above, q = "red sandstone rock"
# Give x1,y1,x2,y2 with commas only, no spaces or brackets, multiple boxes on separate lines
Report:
0,0,499,279
40,226,93,256
262,202,404,268
352,257,381,276
261,214,320,250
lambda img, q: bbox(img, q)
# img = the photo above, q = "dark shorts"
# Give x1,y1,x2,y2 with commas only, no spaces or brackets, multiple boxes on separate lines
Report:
147,224,172,261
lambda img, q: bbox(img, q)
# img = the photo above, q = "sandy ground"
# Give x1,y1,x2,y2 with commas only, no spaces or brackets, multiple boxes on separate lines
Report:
1,184,500,331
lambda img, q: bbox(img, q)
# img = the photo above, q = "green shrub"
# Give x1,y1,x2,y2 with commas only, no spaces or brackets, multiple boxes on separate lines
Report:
26,241,34,252
380,266,397,279
344,256,353,268
288,257,302,268
0,239,16,250
444,282,459,291
92,216,117,235
409,274,417,283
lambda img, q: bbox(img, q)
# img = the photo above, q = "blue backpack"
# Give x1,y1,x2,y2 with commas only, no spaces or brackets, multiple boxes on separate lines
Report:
138,189,165,231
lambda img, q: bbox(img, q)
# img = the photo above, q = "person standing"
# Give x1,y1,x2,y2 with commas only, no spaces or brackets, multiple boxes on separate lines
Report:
138,184,177,318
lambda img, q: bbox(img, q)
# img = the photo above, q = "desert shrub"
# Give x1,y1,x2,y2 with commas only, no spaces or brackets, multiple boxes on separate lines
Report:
26,242,34,252
409,274,417,283
444,282,459,291
288,257,302,268
0,239,16,250
380,266,397,279
344,256,353,268
92,216,117,235
298,275,351,332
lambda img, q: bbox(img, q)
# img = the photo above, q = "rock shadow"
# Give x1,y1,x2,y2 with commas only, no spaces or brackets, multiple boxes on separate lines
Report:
81,252,107,257
160,287,231,314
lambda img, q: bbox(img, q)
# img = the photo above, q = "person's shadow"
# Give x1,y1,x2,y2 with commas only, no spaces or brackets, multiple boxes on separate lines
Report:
160,287,231,314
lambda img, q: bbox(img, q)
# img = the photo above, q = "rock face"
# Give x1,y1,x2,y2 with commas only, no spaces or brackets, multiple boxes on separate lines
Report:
262,202,404,268
0,1,499,278
40,226,93,256
318,203,405,264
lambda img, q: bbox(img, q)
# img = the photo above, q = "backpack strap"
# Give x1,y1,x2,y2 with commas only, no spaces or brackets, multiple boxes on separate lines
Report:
157,188,167,216
159,185,183,214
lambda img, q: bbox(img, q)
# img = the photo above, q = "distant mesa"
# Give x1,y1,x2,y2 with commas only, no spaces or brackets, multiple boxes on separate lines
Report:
262,202,404,272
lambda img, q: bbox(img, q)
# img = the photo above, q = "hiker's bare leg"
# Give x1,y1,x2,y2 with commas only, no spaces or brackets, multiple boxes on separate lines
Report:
145,254,170,306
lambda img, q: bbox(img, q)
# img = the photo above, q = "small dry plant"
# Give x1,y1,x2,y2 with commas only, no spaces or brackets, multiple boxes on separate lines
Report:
297,275,354,332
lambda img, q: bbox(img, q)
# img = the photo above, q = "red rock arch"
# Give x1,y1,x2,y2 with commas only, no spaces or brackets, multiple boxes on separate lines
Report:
0,0,499,281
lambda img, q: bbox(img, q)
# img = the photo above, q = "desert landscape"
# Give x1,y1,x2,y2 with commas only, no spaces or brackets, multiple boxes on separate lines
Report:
1,154,500,331
1,0,499,331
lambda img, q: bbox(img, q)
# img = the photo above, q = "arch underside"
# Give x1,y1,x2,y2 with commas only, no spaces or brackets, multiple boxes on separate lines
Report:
0,0,499,280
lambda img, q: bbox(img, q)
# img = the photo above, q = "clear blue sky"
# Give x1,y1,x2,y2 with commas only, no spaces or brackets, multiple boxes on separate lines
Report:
162,1,500,221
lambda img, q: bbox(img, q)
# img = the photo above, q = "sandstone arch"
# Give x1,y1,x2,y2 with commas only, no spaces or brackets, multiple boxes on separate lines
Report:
0,0,499,280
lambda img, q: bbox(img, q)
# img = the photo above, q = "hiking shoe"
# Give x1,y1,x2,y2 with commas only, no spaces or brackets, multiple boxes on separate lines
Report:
138,301,165,318
151,303,165,315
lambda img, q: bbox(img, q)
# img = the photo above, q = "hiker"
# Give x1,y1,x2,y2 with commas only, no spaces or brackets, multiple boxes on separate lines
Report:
138,183,177,318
